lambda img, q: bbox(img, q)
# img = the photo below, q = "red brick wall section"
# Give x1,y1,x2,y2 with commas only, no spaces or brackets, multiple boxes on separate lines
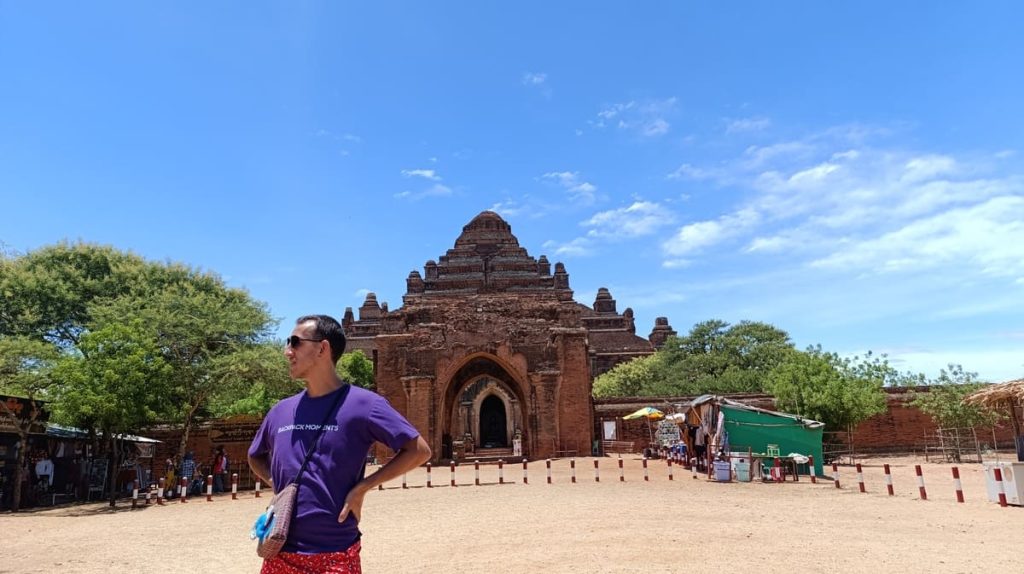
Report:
556,331,595,456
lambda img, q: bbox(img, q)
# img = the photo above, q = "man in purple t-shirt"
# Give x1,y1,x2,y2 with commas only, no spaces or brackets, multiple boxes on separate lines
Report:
248,315,431,573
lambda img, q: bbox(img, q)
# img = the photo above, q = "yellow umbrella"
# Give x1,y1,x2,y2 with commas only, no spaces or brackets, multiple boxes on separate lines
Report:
622,407,664,444
622,407,664,420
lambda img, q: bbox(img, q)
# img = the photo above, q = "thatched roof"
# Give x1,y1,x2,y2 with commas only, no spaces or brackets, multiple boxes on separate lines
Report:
964,378,1024,408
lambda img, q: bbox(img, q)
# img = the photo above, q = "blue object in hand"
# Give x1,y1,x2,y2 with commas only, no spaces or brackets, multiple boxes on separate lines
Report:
250,506,276,542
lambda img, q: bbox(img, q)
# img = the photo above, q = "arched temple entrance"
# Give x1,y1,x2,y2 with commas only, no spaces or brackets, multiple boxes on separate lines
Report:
443,355,527,458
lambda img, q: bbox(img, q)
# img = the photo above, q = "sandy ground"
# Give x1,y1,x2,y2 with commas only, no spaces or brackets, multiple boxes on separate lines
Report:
3,455,1024,574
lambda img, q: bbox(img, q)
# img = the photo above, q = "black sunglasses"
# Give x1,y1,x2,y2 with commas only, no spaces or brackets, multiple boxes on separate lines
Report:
286,335,324,348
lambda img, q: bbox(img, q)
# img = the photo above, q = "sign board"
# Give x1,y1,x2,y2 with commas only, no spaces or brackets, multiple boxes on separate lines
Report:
603,421,617,440
0,395,49,435
209,419,262,444
655,420,681,446
88,459,108,499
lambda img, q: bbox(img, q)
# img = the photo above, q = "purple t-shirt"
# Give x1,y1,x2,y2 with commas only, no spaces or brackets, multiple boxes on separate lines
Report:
248,384,420,554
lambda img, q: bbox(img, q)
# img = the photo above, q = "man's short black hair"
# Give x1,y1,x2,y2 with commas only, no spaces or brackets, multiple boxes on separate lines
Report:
296,314,347,364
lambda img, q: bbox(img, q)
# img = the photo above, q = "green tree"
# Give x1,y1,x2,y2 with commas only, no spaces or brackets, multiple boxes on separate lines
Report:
52,323,171,505
89,266,276,456
592,319,795,397
911,364,1001,430
593,353,664,397
337,350,375,390
0,337,60,511
766,346,888,436
207,342,298,417
1,242,279,460
0,243,141,347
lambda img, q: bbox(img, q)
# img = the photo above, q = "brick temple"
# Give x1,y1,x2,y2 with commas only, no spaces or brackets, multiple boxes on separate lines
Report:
344,210,676,462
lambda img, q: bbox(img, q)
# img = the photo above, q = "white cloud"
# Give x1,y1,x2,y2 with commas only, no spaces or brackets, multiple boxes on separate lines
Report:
667,122,1024,292
583,201,676,239
401,169,441,181
592,97,676,137
354,288,371,298
542,237,593,257
393,183,453,201
811,195,1024,276
488,199,546,219
900,154,956,183
662,208,760,257
541,171,598,204
522,72,547,85
667,163,717,181
726,117,771,133
662,259,692,269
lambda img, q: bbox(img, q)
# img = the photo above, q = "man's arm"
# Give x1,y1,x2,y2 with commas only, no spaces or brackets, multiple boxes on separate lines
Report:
248,453,273,488
339,435,431,523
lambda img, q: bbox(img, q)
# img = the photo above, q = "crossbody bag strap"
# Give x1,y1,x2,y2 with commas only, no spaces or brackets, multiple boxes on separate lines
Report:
292,383,351,485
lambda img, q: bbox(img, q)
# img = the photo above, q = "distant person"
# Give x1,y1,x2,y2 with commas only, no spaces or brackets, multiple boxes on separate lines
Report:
179,452,197,496
164,455,178,499
213,446,228,493
248,314,431,573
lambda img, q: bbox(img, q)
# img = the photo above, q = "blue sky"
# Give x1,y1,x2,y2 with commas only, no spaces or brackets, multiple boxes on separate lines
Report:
2,2,1022,382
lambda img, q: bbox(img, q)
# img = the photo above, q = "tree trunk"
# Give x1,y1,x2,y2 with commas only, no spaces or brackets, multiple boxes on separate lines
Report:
11,429,28,512
107,433,119,507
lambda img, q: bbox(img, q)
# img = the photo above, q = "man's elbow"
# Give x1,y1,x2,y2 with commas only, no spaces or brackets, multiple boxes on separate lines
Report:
411,436,432,465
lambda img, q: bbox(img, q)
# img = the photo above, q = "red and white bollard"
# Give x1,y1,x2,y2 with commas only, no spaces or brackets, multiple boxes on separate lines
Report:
547,459,553,484
808,455,816,484
570,458,576,483
206,475,214,501
643,457,649,481
474,461,480,486
994,467,1008,507
773,457,783,483
131,480,139,509
915,464,927,500
522,459,528,485
180,477,188,503
498,460,505,485
856,464,865,493
145,484,152,505
618,457,625,482
952,467,964,503
884,464,894,496
832,463,841,489
426,462,432,488
667,459,674,481
594,459,600,482
402,473,407,489
231,473,238,499
157,477,165,505
255,480,262,497
450,461,457,487
691,459,698,480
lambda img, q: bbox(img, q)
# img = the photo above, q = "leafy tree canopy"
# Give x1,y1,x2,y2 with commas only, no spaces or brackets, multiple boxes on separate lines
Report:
910,364,1002,429
765,346,889,433
337,350,375,390
1,242,279,456
594,319,795,397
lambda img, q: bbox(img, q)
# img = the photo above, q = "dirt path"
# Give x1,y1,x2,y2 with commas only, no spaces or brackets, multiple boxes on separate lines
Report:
3,455,1022,573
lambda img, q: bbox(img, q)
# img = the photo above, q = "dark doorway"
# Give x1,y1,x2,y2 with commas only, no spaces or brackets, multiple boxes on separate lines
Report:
479,395,508,448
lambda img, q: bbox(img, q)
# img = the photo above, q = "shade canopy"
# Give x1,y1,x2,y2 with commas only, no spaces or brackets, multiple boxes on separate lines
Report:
623,407,664,420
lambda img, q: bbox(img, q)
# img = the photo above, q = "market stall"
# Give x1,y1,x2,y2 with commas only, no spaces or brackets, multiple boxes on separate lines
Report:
684,395,825,479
